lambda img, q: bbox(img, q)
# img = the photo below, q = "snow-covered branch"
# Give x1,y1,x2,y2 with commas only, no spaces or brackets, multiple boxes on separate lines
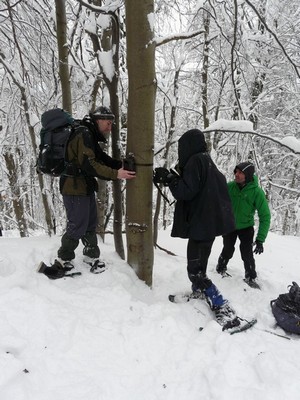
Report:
203,120,300,155
244,0,300,80
77,0,122,14
0,55,25,90
152,29,205,47
268,181,300,195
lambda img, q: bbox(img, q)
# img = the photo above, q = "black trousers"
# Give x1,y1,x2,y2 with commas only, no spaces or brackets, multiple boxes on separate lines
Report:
187,238,214,290
220,226,256,279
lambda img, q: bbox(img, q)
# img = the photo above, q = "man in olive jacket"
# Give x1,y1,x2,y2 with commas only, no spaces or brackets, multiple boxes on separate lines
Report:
154,129,236,317
216,162,271,287
42,106,135,278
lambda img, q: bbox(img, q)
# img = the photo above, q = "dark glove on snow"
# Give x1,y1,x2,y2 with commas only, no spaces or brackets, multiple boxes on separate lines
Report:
253,240,264,254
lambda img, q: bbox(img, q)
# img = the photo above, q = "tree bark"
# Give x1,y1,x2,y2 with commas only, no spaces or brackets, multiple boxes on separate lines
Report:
3,151,28,237
55,0,72,113
125,0,156,286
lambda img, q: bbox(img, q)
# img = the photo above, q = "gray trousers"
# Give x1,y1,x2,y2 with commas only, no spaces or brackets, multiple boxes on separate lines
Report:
57,194,100,261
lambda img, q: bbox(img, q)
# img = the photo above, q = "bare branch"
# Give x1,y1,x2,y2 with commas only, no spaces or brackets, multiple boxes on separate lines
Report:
244,0,300,79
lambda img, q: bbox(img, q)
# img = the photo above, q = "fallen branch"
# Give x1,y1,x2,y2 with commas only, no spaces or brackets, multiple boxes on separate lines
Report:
154,243,177,256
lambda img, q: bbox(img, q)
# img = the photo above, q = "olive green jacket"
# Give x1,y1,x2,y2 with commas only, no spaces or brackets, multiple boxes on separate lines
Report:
227,175,271,242
60,121,121,195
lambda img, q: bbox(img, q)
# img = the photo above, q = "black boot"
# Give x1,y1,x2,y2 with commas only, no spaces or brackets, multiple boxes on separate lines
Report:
216,255,229,276
244,262,257,280
244,263,260,288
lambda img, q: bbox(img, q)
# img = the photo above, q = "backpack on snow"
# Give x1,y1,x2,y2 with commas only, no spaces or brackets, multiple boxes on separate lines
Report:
36,108,78,177
271,281,300,335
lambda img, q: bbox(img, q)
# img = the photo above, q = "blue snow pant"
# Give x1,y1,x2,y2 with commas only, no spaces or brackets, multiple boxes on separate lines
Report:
187,238,215,290
57,194,100,261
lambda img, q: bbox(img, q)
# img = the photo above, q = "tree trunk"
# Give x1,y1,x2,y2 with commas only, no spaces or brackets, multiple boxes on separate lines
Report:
87,11,125,259
202,11,210,130
55,0,72,113
125,0,156,286
3,151,28,237
153,68,179,246
104,14,125,260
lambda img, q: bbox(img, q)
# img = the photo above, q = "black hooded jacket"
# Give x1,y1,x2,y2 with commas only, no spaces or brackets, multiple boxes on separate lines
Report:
169,129,235,240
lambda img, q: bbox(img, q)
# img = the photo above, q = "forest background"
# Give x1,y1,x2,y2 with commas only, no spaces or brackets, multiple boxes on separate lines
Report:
0,0,299,285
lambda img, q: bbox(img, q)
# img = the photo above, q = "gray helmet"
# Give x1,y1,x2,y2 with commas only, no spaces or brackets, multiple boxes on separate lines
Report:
91,106,115,121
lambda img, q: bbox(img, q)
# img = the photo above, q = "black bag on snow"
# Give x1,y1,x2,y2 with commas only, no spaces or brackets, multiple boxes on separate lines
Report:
37,108,77,177
271,281,300,334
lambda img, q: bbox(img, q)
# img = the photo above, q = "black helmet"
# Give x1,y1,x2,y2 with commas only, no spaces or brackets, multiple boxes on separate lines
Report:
91,106,115,121
234,162,255,183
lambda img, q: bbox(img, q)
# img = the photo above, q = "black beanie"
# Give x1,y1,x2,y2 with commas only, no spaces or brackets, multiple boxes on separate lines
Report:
234,162,255,183
90,106,115,121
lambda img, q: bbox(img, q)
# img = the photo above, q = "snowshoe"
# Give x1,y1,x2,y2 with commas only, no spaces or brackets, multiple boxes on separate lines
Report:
227,318,257,335
84,258,107,274
244,278,261,290
37,261,82,279
169,290,257,334
169,290,206,303
169,284,225,308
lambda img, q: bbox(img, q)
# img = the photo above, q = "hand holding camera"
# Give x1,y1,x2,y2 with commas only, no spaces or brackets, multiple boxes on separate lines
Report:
123,153,136,172
153,167,178,186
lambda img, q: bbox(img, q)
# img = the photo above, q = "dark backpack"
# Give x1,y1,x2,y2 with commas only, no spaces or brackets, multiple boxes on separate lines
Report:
271,282,300,334
37,108,78,177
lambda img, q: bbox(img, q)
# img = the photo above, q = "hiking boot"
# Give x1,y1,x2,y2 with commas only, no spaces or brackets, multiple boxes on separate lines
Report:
214,303,239,328
216,255,228,276
56,258,74,271
190,285,206,300
204,283,227,310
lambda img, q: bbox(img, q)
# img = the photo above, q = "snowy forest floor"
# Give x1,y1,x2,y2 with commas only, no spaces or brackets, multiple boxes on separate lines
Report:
0,228,299,400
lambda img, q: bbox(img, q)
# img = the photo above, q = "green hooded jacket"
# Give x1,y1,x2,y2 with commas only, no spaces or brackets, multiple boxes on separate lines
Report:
227,175,271,242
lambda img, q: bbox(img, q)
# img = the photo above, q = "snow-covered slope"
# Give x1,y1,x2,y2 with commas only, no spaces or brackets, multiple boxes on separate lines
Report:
0,229,299,400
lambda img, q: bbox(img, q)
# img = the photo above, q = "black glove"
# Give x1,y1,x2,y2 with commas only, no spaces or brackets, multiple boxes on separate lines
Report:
153,167,170,185
253,240,264,254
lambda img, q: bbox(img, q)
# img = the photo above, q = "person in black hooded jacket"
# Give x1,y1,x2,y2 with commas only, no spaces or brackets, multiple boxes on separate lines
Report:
153,129,236,319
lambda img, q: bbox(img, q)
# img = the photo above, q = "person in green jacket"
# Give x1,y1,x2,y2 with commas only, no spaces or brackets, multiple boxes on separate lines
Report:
216,162,271,288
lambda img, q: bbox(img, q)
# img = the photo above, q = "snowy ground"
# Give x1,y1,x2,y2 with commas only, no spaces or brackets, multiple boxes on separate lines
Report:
0,228,299,400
